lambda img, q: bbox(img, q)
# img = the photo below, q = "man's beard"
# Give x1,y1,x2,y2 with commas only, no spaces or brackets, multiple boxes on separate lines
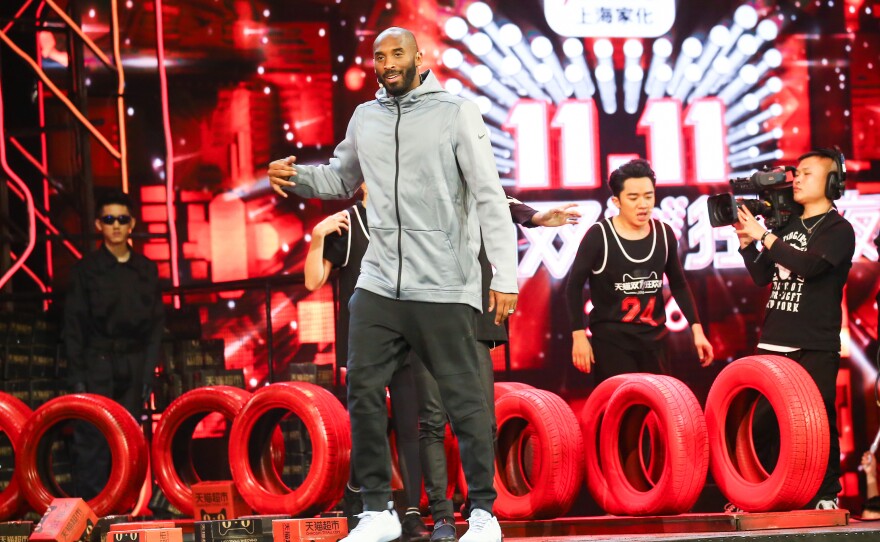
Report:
381,62,418,97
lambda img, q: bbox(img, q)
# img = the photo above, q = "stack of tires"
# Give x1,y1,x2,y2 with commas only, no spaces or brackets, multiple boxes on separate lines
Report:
580,355,829,515
0,355,830,519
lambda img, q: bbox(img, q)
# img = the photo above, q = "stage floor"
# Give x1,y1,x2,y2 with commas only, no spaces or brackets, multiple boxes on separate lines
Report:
484,510,880,541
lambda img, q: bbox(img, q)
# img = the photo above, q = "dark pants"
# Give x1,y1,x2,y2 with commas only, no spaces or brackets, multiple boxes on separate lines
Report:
73,348,144,500
347,289,496,513
590,336,669,384
754,348,841,505
388,360,423,509
415,341,495,522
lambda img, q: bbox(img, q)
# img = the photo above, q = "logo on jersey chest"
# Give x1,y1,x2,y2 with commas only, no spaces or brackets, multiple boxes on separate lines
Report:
614,271,662,295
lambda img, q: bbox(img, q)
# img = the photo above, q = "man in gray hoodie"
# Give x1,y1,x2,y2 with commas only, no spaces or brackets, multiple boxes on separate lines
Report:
268,27,516,542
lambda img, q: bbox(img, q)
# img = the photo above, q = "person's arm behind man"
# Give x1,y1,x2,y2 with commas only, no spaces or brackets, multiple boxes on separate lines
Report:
507,196,582,228
304,211,350,291
453,101,517,322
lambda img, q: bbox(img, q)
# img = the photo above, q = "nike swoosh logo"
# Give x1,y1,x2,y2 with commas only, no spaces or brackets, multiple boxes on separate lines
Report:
478,133,486,139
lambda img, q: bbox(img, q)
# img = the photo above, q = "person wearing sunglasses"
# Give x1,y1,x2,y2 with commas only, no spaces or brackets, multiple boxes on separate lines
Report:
63,189,165,501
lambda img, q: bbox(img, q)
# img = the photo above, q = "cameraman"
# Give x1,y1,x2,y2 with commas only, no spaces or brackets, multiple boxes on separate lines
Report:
735,149,855,509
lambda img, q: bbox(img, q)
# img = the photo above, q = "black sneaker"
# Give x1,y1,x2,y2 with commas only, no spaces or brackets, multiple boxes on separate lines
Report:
342,484,364,529
430,518,457,542
401,513,431,542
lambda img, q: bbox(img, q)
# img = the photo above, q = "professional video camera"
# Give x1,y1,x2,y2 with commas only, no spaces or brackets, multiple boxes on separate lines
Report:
706,165,803,229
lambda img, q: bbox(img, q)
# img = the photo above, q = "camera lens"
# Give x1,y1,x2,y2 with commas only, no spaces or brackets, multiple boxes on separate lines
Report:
707,194,738,227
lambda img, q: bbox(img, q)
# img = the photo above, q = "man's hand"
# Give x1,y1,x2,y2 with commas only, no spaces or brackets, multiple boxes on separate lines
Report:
735,205,772,247
488,290,518,325
531,203,581,227
572,331,594,373
268,156,298,197
312,212,350,240
692,323,714,367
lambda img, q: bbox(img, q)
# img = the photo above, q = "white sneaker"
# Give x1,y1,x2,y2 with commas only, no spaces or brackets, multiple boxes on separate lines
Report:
816,498,839,510
459,509,501,542
341,507,402,542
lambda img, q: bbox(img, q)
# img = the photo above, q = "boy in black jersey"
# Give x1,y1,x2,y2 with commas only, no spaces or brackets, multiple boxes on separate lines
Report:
735,149,856,509
565,159,714,381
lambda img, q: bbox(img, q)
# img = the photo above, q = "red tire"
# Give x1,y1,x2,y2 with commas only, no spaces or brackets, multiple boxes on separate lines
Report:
580,375,632,515
493,382,534,402
229,382,350,515
493,389,584,519
0,393,32,520
151,386,251,516
705,355,829,512
599,374,709,515
500,426,539,497
16,394,147,515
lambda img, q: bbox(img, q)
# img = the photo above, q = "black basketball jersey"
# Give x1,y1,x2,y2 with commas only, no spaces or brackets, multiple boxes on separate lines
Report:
587,218,670,345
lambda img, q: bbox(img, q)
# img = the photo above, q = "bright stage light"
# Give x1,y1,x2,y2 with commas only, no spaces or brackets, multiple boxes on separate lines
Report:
466,2,493,28
689,55,732,102
718,63,760,104
727,121,761,144
565,64,583,83
624,65,644,114
471,65,493,86
593,39,613,60
694,25,731,75
474,95,492,114
728,145,760,164
730,127,784,154
667,37,702,95
648,63,673,99
623,39,643,57
563,38,583,58
534,63,553,84
595,64,617,114
717,4,759,61
444,78,463,95
645,38,672,96
465,32,493,56
734,5,759,29
725,91,760,124
501,55,522,76
444,17,469,41
530,36,554,59
442,48,464,69
756,19,779,42
562,38,595,98
498,23,522,47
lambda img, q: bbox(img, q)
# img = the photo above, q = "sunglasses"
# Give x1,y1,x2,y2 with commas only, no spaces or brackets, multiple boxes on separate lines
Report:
100,214,132,225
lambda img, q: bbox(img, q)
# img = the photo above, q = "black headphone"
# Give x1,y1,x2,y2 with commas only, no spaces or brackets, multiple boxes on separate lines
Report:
813,147,847,200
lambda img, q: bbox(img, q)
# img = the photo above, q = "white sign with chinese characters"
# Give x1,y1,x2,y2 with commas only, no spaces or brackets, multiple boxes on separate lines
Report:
544,0,676,37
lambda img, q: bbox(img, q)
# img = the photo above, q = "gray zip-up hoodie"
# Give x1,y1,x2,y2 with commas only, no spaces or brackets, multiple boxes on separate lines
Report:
290,70,517,311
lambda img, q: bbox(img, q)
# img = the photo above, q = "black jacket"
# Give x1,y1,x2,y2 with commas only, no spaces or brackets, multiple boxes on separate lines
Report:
63,245,164,386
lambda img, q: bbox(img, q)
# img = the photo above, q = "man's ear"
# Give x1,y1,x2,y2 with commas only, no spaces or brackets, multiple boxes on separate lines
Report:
95,218,103,231
611,196,621,209
415,50,422,68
